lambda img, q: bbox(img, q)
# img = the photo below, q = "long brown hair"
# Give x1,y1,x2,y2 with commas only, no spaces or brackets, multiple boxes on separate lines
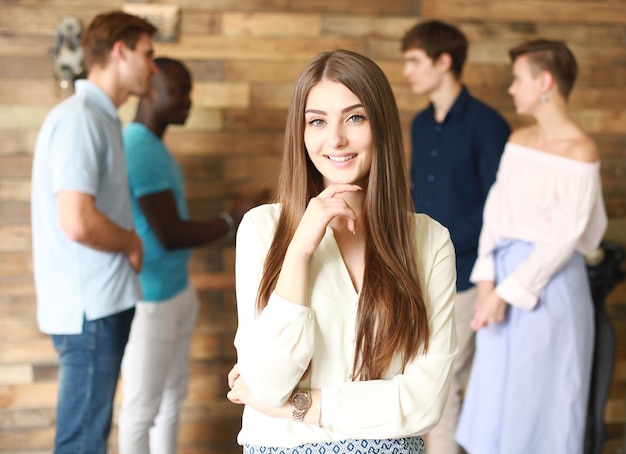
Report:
256,49,429,380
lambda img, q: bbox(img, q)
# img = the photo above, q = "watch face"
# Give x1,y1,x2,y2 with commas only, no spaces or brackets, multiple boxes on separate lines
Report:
293,392,311,410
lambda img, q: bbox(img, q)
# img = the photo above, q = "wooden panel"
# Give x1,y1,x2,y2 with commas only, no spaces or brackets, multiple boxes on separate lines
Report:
163,131,283,156
0,34,59,57
0,5,108,35
0,252,33,278
573,109,626,135
473,42,624,66
222,12,320,37
0,365,34,385
148,0,415,15
0,156,32,177
0,56,50,78
250,84,292,109
0,131,38,156
0,408,54,428
0,202,30,225
0,339,55,364
0,79,70,104
321,15,416,38
0,296,36,318
0,383,57,409
179,10,221,36
223,108,287,131
224,61,305,83
458,20,626,47
184,60,223,81
0,179,30,202
154,36,366,61
0,226,31,252
193,81,251,108
0,319,46,342
0,426,56,451
422,0,626,24
189,272,234,290
0,105,50,131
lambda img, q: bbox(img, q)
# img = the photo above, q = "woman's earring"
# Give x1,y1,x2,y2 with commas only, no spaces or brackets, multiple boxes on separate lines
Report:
540,93,548,103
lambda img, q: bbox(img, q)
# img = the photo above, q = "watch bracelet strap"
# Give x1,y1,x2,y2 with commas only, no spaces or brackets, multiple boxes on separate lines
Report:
290,388,311,422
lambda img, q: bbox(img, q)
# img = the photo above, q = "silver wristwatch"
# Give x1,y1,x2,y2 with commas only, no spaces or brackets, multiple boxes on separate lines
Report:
290,388,312,422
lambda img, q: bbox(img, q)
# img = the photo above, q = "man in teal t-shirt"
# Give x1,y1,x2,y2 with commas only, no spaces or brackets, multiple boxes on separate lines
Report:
119,58,265,453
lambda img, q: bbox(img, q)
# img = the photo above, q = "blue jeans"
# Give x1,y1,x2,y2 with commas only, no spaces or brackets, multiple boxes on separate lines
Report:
52,308,135,454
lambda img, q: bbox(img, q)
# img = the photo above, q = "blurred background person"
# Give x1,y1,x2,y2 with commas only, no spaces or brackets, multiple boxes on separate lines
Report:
30,12,157,453
401,20,510,454
118,57,267,454
456,39,607,454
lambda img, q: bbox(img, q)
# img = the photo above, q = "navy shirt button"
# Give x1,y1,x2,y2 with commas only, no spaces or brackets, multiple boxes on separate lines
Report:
425,200,432,208
431,149,439,157
434,125,443,132
427,174,435,182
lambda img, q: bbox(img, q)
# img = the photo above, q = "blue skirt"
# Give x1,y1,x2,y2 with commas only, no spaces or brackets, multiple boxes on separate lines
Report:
456,239,594,454
244,436,424,453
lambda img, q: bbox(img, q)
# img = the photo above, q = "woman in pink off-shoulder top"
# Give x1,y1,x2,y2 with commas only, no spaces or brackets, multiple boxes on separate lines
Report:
456,39,607,454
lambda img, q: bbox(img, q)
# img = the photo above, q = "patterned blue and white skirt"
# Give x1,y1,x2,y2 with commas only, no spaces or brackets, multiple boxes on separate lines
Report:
244,436,424,453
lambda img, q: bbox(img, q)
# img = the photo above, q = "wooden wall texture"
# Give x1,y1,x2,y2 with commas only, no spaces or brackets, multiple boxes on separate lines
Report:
1,0,625,453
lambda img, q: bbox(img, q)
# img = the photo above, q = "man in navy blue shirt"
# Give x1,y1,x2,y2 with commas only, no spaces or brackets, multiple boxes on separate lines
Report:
401,20,510,454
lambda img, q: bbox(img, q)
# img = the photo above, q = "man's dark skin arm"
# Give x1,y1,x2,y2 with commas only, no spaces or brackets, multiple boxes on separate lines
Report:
138,189,269,250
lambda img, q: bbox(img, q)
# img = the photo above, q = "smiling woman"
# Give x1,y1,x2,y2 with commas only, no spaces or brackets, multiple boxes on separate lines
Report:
226,49,458,454
304,80,373,188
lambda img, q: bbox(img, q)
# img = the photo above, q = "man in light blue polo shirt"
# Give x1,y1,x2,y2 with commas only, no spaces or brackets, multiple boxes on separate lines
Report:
30,11,158,453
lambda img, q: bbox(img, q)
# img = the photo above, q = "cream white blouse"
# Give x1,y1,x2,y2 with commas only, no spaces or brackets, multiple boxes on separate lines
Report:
234,204,457,447
470,142,607,310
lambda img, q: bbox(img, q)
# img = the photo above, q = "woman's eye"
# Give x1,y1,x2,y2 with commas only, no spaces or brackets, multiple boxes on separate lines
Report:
348,114,365,123
308,118,324,127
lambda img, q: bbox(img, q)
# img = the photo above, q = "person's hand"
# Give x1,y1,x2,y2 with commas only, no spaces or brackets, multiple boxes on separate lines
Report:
471,288,506,331
126,230,143,273
227,364,253,406
289,184,361,257
227,364,282,417
230,188,273,226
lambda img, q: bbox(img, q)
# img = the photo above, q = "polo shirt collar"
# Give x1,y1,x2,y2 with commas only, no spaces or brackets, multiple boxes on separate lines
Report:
75,79,119,123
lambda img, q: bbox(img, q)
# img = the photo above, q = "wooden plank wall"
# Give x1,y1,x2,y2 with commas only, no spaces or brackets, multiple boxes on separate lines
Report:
0,0,624,452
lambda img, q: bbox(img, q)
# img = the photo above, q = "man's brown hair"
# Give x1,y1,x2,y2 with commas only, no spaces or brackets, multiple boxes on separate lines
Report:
81,11,157,72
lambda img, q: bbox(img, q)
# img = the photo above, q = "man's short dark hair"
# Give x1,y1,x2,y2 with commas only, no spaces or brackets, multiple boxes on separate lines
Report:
401,20,468,79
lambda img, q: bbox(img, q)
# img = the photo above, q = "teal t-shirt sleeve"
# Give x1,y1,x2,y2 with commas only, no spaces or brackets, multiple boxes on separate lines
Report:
123,124,172,198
